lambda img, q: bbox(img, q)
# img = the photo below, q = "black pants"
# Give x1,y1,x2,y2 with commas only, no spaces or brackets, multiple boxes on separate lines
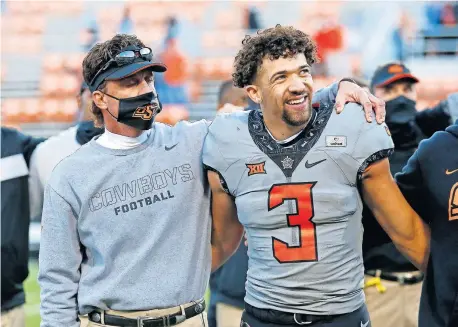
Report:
241,304,371,327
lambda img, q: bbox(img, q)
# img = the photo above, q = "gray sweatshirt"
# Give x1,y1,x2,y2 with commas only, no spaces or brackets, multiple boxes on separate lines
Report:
38,121,211,327
38,84,338,327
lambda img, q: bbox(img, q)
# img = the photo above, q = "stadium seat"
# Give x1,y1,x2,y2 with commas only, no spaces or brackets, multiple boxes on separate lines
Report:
43,55,65,73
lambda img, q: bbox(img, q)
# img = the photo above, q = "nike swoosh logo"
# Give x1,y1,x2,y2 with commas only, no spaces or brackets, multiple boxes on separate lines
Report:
305,158,327,169
361,321,370,327
446,168,458,175
165,144,178,151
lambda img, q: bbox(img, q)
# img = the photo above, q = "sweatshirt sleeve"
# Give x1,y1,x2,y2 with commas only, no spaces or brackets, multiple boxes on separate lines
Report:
311,82,338,106
38,184,82,327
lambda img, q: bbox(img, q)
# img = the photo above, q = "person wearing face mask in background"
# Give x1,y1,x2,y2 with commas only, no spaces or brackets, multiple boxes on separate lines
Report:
362,62,455,327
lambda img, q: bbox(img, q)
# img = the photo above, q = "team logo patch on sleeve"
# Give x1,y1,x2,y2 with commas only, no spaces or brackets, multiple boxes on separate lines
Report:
326,136,347,147
384,124,391,136
449,182,458,221
246,161,266,176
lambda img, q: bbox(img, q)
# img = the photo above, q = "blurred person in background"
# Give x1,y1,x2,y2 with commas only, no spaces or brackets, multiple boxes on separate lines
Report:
362,62,455,327
118,5,134,34
1,128,45,327
208,80,249,327
392,12,416,62
216,80,249,112
312,15,343,76
394,93,458,327
244,6,261,31
165,16,179,44
28,81,103,222
156,37,189,105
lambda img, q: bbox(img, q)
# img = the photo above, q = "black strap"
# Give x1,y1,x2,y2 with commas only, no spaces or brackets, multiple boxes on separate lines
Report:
244,302,340,325
88,299,205,327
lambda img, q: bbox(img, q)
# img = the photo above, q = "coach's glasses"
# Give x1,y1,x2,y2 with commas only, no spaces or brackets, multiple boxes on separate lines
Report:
89,47,153,87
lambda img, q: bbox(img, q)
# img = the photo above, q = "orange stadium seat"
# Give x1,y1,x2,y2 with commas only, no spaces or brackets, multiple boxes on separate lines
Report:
61,98,78,122
6,1,29,14
202,31,218,49
134,25,166,45
215,57,235,79
61,74,79,96
1,64,6,82
188,81,202,103
40,99,61,122
40,74,60,97
214,9,243,30
64,53,86,73
43,54,65,73
22,98,42,122
98,28,118,43
1,99,23,124
224,30,245,48
199,57,220,80
130,3,166,24
97,9,123,30
1,35,41,54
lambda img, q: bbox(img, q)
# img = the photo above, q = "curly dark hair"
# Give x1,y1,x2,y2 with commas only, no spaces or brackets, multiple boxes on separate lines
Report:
82,34,146,127
232,25,318,88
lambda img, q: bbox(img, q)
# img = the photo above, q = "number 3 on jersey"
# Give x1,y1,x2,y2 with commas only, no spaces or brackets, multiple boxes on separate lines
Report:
268,182,317,263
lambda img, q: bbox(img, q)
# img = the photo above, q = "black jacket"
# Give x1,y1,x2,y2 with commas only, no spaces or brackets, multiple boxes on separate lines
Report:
1,128,45,311
209,243,248,315
363,102,453,272
396,121,458,327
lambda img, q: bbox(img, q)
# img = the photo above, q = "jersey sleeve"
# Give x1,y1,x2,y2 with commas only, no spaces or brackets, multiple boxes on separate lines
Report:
350,108,395,177
202,117,231,174
202,115,234,195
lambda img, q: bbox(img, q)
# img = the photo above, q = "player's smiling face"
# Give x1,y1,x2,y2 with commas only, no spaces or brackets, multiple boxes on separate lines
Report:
251,53,313,127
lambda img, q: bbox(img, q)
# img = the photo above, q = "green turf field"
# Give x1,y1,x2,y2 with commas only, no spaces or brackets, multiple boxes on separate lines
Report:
24,260,40,327
24,260,210,327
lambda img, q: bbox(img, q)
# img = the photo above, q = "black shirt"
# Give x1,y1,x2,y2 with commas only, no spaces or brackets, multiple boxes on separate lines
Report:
363,103,452,272
1,128,45,311
396,121,458,327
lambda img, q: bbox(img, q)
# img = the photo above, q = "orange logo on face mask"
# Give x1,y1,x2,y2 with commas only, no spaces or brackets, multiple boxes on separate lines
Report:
388,64,404,74
246,162,266,176
132,105,154,120
449,182,458,221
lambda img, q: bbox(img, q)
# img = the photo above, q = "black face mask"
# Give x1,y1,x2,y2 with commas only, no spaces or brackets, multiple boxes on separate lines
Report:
385,95,420,149
103,91,162,130
385,95,417,125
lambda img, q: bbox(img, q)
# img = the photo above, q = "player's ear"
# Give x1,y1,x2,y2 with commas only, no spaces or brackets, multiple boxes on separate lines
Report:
245,85,262,104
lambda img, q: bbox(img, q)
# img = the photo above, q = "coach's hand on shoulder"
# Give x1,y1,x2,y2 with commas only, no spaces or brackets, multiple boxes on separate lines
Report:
335,80,386,124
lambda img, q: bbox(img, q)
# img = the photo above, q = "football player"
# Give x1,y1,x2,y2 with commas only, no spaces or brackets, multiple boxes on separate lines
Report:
204,25,429,327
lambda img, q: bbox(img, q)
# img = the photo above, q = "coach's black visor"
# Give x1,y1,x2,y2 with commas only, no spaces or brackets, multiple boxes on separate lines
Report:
88,46,167,92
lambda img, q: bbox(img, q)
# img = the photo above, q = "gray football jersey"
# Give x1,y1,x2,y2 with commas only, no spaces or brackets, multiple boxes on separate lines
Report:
203,103,394,315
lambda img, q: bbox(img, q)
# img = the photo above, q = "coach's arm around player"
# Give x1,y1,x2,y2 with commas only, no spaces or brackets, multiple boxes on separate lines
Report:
361,158,431,272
